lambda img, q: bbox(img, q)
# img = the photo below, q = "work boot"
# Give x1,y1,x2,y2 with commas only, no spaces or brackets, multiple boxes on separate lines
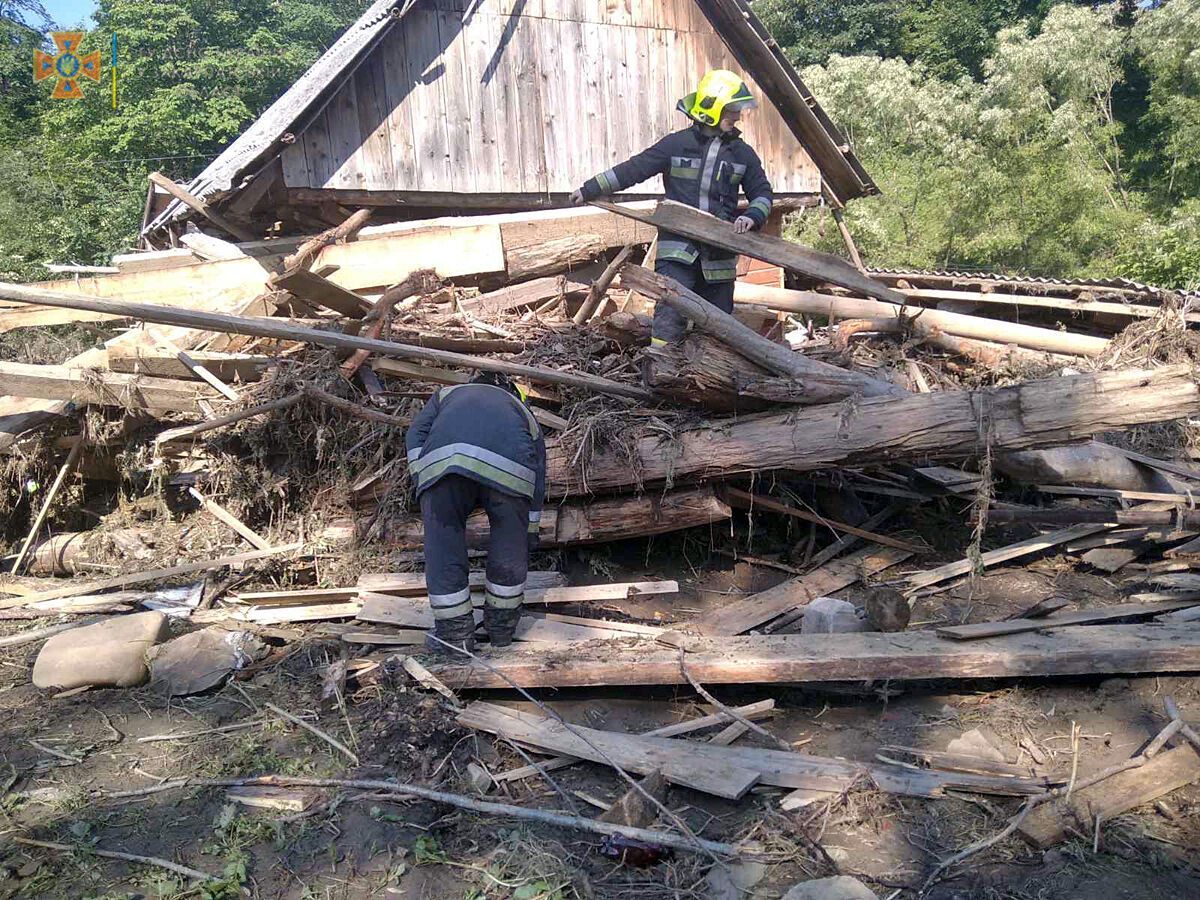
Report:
424,612,476,656
483,606,522,649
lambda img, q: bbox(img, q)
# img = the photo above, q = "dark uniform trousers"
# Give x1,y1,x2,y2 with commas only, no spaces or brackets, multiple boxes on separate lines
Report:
418,474,530,621
653,258,737,343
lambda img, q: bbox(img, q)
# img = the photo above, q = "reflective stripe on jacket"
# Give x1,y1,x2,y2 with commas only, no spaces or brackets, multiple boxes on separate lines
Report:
580,123,774,283
405,384,546,528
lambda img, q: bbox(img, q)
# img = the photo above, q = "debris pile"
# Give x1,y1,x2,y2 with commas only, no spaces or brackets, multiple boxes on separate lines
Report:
2,200,1200,895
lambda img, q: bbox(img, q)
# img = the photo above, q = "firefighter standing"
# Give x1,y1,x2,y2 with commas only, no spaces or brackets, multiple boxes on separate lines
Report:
406,373,547,653
572,69,774,344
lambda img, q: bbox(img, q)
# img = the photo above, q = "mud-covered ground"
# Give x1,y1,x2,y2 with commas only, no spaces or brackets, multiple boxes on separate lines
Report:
1,533,1199,900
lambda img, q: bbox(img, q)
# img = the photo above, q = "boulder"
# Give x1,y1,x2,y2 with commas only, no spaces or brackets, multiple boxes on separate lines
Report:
33,611,169,690
782,876,878,900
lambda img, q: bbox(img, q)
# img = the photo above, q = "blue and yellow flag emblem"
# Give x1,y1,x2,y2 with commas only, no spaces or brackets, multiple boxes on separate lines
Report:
34,32,101,100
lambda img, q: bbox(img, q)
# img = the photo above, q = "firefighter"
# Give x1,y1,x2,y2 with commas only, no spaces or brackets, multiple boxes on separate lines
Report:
572,69,774,344
405,372,547,653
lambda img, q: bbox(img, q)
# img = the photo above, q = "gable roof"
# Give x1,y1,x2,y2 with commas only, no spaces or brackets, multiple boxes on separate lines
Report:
144,0,875,237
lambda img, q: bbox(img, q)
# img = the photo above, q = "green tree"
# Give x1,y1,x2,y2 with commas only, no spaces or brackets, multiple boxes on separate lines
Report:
752,0,903,69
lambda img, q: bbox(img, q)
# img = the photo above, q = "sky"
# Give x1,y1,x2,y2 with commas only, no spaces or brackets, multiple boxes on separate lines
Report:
42,0,98,27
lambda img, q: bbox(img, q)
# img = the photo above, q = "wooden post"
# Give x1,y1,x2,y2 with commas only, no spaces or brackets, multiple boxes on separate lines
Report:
574,244,636,326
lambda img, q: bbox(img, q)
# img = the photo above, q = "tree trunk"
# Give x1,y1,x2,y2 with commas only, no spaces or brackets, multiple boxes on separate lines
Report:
545,366,1199,497
997,442,1176,493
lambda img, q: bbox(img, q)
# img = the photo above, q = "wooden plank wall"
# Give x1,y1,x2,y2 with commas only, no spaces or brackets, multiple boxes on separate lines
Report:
281,0,820,196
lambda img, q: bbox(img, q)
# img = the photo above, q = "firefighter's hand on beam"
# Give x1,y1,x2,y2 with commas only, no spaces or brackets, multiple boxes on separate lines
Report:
733,216,755,234
570,188,585,206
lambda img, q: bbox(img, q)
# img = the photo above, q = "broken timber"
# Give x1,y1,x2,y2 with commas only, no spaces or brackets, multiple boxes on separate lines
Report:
0,361,219,414
0,283,655,403
459,703,1046,800
430,623,1200,689
544,366,1199,496
936,600,1200,640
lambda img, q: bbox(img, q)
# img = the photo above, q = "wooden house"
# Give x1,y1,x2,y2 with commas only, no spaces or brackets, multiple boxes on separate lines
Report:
141,0,876,269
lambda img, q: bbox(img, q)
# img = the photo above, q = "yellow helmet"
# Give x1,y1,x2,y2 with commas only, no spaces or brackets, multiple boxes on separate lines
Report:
679,69,758,127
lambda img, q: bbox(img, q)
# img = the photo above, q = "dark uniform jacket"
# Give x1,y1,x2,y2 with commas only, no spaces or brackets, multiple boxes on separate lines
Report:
579,123,774,283
405,384,547,535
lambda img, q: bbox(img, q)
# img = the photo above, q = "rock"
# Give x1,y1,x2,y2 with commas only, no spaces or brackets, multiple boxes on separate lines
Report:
148,627,266,696
465,762,493,795
33,611,169,690
863,586,910,632
801,597,867,635
782,876,878,900
705,861,767,900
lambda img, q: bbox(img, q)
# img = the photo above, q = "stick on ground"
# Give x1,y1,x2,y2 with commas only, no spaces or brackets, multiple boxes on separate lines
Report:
14,837,215,882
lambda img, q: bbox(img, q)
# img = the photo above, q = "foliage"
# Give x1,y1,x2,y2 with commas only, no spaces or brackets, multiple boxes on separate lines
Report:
788,1,1200,287
0,0,367,282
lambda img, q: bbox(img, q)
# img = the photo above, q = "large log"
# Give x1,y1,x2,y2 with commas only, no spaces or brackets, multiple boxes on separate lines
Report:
430,622,1200,689
645,333,774,412
545,366,1200,497
0,283,655,404
364,486,731,548
621,264,902,398
594,199,903,303
735,283,1111,357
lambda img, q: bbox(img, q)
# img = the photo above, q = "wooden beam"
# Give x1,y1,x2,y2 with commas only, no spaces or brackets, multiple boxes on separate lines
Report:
154,393,304,445
269,268,373,318
10,437,84,575
0,361,217,413
432,623,1200,690
544,366,1199,497
736,283,1111,358
179,232,248,261
0,282,656,404
901,287,1200,324
148,172,256,242
356,571,568,596
686,545,911,636
936,600,1199,640
594,199,901,303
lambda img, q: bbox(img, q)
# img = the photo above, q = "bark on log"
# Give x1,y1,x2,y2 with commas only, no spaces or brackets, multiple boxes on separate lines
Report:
601,311,652,348
997,442,1176,494
282,208,371,272
988,507,1200,528
367,486,730,548
833,317,1059,367
545,366,1199,497
735,283,1110,357
620,264,902,398
0,283,655,403
645,334,773,412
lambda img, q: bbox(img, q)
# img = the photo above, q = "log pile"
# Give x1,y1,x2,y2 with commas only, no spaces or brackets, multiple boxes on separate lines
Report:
3,199,1200,871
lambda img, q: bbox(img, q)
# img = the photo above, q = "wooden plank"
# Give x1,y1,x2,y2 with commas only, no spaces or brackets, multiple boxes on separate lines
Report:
376,26,416,190
459,703,763,798
147,172,256,241
188,487,272,550
356,594,650,642
432,623,1200,690
231,587,359,605
270,268,372,318
113,248,203,273
108,349,272,382
180,232,248,262
324,71,364,189
687,546,911,636
459,12,502,193
1018,746,1200,848
436,10,474,193
0,361,217,413
493,700,777,783
936,600,1200,641
1,543,304,609
352,51,397,191
1037,485,1200,504
506,13,549,193
404,9,454,192
356,571,568,595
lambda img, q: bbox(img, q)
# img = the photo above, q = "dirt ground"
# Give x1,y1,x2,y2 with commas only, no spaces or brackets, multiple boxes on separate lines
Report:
2,534,1199,900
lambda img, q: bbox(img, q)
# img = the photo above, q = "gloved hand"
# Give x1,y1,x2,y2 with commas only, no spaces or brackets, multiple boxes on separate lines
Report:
733,215,755,234
570,188,585,206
